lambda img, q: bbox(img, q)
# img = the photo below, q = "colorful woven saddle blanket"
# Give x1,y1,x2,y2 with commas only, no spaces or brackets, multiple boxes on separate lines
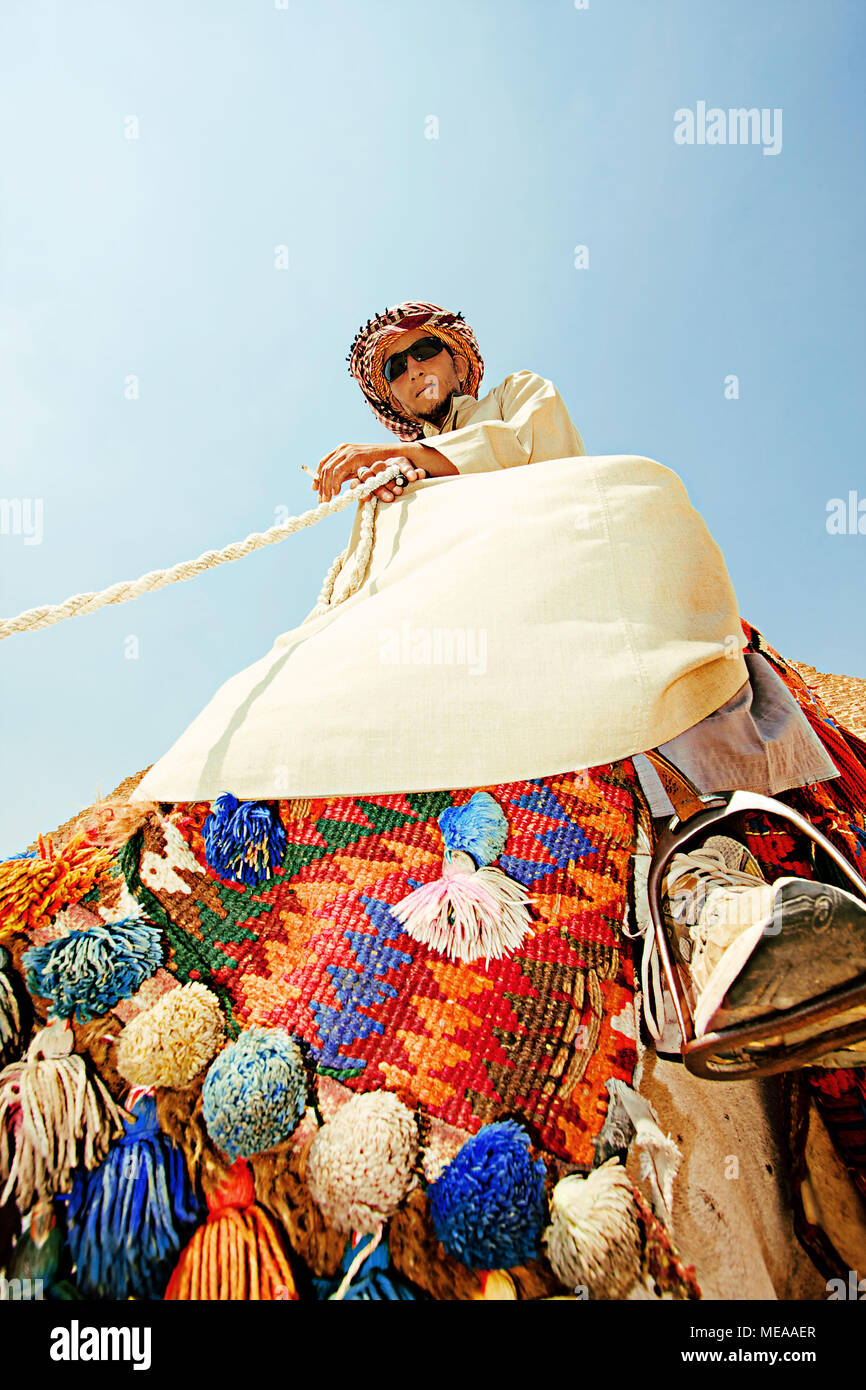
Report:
75,764,640,1170
3,759,706,1301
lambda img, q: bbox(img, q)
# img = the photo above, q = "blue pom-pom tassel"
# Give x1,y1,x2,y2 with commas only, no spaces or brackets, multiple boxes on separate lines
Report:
202,1027,307,1162
22,912,162,1023
62,1095,203,1299
438,792,508,868
428,1120,547,1270
203,793,287,886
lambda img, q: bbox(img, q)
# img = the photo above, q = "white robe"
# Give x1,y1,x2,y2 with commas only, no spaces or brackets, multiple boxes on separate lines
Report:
131,372,750,802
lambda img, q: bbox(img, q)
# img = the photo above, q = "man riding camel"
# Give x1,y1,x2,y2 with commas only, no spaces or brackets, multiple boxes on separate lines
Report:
309,299,866,1058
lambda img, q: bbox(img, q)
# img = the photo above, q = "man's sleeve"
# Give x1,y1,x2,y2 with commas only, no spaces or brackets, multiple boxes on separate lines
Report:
417,370,586,475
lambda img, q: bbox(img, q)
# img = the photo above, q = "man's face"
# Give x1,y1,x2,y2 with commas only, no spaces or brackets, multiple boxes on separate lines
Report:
383,326,468,427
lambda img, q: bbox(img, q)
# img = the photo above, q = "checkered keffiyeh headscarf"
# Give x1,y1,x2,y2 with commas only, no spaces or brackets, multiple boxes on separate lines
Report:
347,301,484,440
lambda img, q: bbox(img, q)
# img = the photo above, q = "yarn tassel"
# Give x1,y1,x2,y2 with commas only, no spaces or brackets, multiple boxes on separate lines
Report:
22,906,163,1023
542,1158,643,1299
392,793,533,965
0,830,114,940
116,981,225,1089
0,1021,128,1211
428,1121,547,1269
203,794,287,887
165,1157,298,1300
393,863,534,966
62,1092,203,1299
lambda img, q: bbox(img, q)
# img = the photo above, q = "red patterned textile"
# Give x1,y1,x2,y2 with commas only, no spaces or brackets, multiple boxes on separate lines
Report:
117,765,639,1168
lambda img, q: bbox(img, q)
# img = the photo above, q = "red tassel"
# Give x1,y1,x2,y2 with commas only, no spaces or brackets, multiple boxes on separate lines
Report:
165,1158,298,1300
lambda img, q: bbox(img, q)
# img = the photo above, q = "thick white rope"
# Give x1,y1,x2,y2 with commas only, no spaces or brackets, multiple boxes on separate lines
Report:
0,464,405,642
309,486,380,618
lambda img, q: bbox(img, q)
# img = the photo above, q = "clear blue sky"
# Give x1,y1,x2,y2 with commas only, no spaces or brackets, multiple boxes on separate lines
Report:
1,0,864,855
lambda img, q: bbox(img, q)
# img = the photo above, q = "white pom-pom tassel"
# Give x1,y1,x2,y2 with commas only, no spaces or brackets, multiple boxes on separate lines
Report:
0,1021,128,1211
543,1158,643,1299
391,850,534,966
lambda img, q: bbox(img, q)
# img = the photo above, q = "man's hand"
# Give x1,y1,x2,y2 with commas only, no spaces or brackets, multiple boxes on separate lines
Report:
314,444,405,502
348,457,428,503
313,441,457,502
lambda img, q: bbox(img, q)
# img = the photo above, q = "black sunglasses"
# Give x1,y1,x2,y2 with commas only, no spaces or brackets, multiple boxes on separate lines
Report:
383,335,446,383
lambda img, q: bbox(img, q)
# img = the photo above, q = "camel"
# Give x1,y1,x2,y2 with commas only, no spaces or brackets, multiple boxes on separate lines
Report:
2,659,861,1302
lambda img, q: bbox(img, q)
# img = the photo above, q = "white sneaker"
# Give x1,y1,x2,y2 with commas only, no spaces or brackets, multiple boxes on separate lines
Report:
661,835,866,1039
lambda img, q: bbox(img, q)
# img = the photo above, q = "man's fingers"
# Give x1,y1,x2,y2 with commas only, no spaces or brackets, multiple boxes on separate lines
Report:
317,451,419,503
363,460,425,503
321,456,358,501
376,457,411,502
312,451,335,489
315,446,354,499
316,445,346,475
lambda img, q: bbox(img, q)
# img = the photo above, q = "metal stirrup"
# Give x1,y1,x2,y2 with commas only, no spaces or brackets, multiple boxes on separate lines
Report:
643,749,866,1079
